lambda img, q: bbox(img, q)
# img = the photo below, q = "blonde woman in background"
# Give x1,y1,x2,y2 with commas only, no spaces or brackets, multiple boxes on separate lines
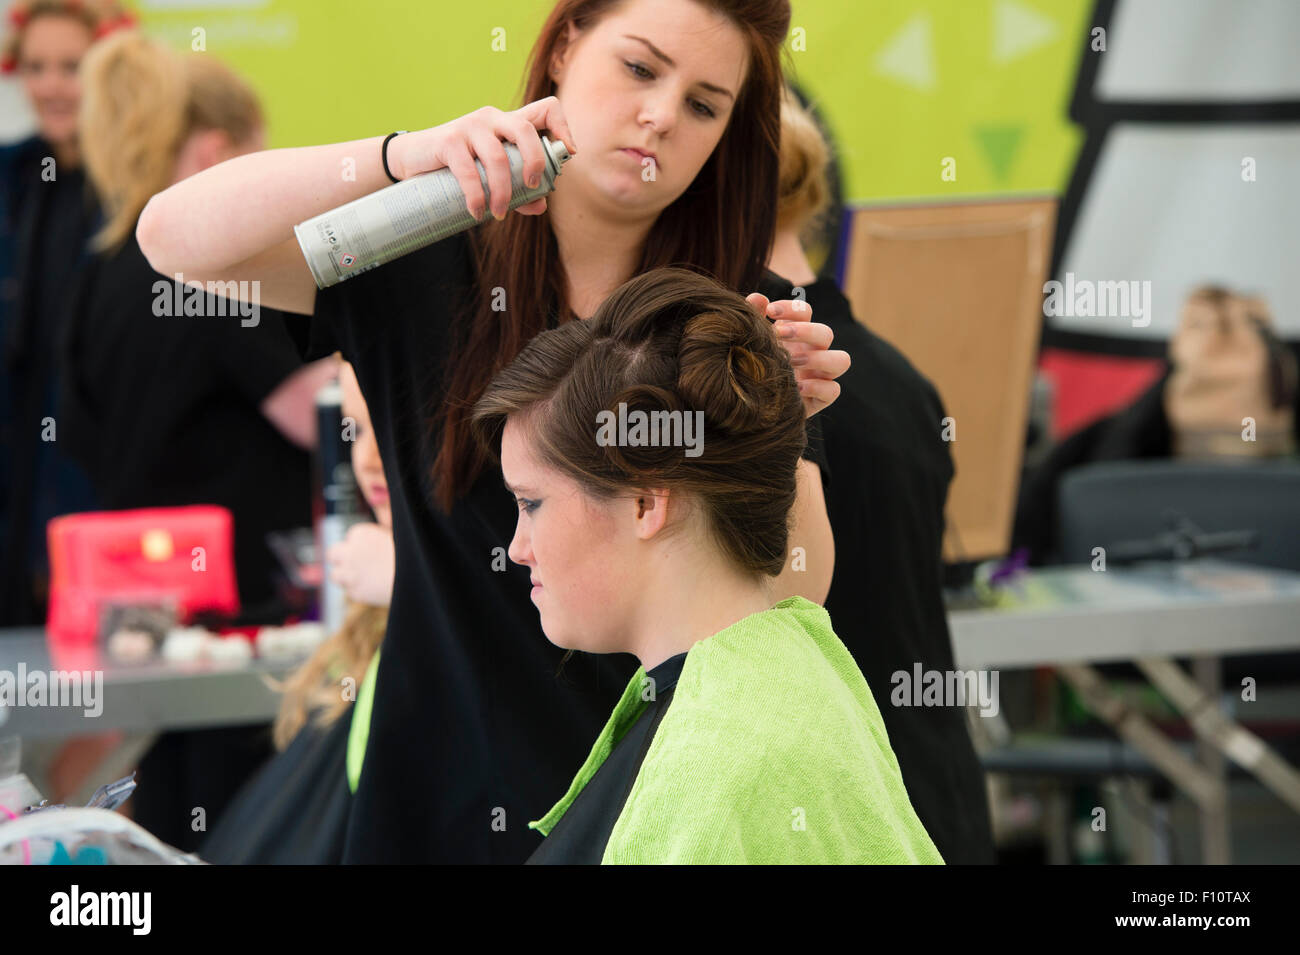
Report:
0,0,133,626
761,87,996,863
58,31,336,853
203,360,395,864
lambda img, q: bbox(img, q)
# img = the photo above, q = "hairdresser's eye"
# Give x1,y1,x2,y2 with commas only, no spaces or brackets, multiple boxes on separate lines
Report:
625,60,654,80
516,497,541,515
690,99,717,119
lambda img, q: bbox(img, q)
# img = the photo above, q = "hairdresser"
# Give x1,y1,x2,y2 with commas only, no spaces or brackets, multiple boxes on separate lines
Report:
60,32,335,852
138,0,849,863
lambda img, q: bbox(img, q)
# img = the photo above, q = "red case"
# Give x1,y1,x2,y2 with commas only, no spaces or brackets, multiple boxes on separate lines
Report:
46,506,241,653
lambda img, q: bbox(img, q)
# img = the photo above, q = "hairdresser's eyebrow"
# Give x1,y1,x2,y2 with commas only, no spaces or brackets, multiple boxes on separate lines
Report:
623,34,736,101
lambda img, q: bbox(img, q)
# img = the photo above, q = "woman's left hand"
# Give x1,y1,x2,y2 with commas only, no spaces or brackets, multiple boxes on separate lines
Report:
746,293,851,418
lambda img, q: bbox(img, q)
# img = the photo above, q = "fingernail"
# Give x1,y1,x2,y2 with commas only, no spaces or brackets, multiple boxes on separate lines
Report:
775,322,795,338
528,174,540,188
790,354,809,366
770,303,784,317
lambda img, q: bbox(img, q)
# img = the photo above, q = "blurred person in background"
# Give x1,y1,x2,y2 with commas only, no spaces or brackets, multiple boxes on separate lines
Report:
59,30,336,852
0,0,133,626
763,87,996,863
203,360,394,864
1013,285,1299,564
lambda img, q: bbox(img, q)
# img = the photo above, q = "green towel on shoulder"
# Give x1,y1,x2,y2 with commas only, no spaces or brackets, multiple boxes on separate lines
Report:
531,596,944,864
346,649,381,795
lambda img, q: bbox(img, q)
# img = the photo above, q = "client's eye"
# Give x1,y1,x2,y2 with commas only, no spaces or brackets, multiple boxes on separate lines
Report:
517,497,541,514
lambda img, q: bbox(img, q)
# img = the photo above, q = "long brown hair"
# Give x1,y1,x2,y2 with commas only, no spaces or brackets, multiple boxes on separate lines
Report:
271,601,388,750
433,0,792,510
471,267,805,576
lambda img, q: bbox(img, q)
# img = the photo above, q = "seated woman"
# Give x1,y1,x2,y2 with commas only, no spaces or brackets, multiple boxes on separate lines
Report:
201,361,394,864
472,267,942,864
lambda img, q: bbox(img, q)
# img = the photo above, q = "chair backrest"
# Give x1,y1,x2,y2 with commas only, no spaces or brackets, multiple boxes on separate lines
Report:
1058,459,1300,571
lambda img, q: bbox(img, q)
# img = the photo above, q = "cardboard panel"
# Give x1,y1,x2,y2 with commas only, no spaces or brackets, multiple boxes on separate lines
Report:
843,198,1057,561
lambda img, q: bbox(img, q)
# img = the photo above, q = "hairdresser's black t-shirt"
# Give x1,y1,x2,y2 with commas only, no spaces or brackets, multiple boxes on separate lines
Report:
290,233,828,864
58,230,313,611
756,275,996,864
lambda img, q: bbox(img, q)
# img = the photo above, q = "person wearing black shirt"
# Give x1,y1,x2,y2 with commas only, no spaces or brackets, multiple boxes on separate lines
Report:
0,3,125,626
58,33,337,852
761,273,998,864
766,90,995,863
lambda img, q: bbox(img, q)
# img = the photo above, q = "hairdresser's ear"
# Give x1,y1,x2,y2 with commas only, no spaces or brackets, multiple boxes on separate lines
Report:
631,489,671,541
550,21,580,84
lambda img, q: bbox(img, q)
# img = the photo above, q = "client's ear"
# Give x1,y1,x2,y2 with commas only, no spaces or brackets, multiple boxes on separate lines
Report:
631,489,672,541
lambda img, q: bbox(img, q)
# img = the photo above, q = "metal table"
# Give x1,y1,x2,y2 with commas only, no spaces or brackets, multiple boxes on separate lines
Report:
947,558,1300,864
0,629,298,738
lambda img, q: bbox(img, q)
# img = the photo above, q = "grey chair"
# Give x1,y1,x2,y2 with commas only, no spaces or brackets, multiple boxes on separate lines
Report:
1058,459,1300,572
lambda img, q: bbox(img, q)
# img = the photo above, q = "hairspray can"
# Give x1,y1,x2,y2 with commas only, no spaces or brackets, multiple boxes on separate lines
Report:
313,380,361,634
295,133,571,289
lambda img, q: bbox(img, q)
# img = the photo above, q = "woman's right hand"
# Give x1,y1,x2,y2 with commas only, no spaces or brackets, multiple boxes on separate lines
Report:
386,97,579,221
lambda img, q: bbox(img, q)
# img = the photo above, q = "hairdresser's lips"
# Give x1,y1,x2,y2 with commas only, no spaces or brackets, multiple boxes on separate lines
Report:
531,578,543,601
621,147,657,167
367,484,389,506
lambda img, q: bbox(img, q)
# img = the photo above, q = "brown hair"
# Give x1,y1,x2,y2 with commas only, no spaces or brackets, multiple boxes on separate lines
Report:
0,0,133,74
79,32,262,252
776,85,831,237
434,0,792,510
471,266,805,577
271,602,388,750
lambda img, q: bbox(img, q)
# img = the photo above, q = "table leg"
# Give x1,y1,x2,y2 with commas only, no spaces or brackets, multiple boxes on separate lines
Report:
1192,656,1231,864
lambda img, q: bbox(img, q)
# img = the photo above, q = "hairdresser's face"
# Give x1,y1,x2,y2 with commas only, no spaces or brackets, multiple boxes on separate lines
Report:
340,363,391,529
550,0,748,217
18,15,93,149
501,417,641,653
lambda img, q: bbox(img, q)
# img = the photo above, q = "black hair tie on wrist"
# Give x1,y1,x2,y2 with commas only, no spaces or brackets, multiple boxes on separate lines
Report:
382,131,407,183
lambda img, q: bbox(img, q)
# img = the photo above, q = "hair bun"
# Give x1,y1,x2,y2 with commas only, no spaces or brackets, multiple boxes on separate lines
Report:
678,309,790,433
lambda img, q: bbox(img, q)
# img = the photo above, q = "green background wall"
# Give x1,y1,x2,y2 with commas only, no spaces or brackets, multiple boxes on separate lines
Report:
135,0,1093,203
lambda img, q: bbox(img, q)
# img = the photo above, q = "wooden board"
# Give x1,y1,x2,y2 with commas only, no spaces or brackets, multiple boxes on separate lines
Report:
842,198,1057,562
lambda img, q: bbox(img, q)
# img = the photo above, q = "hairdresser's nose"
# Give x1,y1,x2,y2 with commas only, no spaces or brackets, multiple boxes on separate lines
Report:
637,89,677,139
508,519,533,568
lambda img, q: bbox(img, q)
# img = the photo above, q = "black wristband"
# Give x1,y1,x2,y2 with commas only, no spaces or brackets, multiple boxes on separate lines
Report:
382,131,407,183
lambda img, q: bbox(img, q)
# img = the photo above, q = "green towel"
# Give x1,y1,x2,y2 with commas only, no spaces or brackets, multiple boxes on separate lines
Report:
531,596,945,864
346,649,381,795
